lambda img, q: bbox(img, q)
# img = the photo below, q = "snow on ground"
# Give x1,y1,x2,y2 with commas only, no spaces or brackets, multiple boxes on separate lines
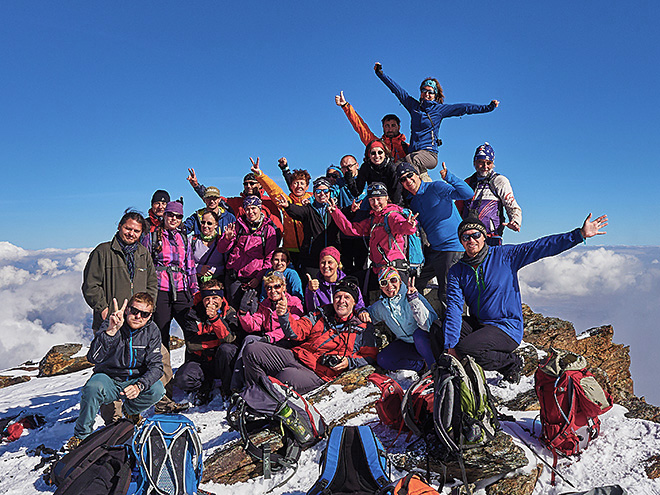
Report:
1,347,660,495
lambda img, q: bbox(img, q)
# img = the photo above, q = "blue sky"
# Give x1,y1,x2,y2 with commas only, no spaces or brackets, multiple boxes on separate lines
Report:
1,1,658,249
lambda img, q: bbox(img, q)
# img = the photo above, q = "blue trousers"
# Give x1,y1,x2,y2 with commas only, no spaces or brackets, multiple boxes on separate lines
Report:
74,373,165,439
377,328,434,373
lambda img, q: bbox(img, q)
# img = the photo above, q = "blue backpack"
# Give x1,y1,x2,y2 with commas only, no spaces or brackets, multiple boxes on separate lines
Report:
306,425,390,495
128,414,203,495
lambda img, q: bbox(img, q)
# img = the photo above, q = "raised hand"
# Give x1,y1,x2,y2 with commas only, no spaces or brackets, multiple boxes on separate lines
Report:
504,221,520,232
306,273,319,292
327,197,337,214
491,100,500,107
205,299,219,319
187,168,199,187
439,162,448,180
407,212,419,227
278,157,288,170
275,195,290,208
275,294,289,316
374,62,383,74
249,157,261,176
358,310,372,323
335,91,347,107
580,213,608,239
107,297,128,335
408,277,418,294
223,222,237,241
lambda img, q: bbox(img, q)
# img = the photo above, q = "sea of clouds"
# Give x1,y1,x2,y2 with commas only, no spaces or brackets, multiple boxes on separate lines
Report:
0,241,658,403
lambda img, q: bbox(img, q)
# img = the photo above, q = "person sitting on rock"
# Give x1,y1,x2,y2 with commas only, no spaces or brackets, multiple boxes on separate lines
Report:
364,267,438,373
173,280,239,405
444,214,608,384
240,277,378,394
66,293,164,450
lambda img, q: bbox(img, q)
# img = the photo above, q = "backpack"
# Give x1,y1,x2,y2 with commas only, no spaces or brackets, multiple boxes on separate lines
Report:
370,208,425,275
129,413,203,495
306,425,391,495
463,173,506,238
228,376,326,482
535,348,613,484
432,354,499,453
50,419,136,495
400,370,435,438
368,373,406,431
389,472,440,495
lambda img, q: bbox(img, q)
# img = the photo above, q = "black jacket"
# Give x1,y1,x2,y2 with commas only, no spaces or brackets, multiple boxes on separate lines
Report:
87,319,163,389
346,158,403,206
283,202,341,268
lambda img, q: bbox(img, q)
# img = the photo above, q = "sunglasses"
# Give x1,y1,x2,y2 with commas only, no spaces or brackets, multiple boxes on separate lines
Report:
165,212,183,220
327,174,340,180
370,150,385,156
399,173,415,183
128,306,152,319
314,189,330,195
243,182,259,187
266,284,283,291
379,276,400,287
421,88,436,95
200,221,216,226
461,232,484,242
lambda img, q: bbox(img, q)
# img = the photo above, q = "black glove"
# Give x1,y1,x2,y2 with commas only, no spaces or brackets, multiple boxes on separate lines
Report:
239,289,258,314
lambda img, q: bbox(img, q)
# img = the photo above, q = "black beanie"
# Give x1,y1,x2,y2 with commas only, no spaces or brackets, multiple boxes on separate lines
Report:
151,190,170,204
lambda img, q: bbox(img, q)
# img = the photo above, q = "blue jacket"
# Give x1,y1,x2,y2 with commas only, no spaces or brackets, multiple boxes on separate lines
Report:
406,173,473,251
260,266,304,302
377,71,497,154
367,283,437,344
443,229,584,349
182,205,235,237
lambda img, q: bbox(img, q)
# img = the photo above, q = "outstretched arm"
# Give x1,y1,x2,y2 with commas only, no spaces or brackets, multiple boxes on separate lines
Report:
374,62,416,112
580,213,608,238
336,91,377,147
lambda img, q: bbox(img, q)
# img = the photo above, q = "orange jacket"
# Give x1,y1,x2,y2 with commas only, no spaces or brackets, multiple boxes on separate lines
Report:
342,103,409,161
255,171,312,252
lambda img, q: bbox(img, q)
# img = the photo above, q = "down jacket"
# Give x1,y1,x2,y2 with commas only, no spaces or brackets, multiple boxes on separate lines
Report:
217,215,278,280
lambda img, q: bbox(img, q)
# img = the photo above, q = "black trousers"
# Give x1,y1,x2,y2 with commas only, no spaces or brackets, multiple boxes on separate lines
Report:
154,290,192,350
174,343,238,397
454,317,519,374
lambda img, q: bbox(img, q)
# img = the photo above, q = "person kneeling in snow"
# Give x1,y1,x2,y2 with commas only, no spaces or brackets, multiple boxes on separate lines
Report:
444,213,608,385
174,279,239,405
240,277,378,394
66,293,165,450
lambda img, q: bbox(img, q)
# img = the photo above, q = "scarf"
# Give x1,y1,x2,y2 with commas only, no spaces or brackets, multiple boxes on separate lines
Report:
116,235,139,281
461,243,489,267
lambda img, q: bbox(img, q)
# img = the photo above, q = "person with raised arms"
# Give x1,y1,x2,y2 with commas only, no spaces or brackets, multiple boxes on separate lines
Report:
444,214,608,384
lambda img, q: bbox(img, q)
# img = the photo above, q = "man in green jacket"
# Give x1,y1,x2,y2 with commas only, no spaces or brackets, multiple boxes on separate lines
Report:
82,209,187,418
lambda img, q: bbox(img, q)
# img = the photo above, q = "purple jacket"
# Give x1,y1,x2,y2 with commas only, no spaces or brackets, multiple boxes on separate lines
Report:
142,229,197,293
217,215,278,279
304,269,366,313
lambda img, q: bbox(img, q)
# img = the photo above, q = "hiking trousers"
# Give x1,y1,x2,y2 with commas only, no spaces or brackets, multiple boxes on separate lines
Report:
415,249,463,317
242,341,325,395
454,320,519,374
74,373,165,439
174,343,238,396
154,290,192,350
376,328,434,373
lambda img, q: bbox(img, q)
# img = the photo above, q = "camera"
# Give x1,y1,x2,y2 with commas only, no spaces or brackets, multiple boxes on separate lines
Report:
320,354,342,368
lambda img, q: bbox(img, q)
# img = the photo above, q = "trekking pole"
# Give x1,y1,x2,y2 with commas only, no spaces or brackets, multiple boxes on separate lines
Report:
504,423,576,489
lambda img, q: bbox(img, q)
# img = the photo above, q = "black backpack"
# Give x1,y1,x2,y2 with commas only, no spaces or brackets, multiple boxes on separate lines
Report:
50,419,135,495
306,425,391,495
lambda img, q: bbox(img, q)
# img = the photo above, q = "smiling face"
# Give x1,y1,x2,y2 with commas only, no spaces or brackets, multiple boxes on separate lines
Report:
368,195,388,212
460,229,486,258
382,119,400,138
164,211,183,230
152,201,167,217
400,171,421,195
203,294,223,310
319,255,339,282
420,86,436,101
340,156,359,177
291,179,308,197
369,146,386,166
272,252,288,272
243,180,261,196
474,159,495,177
313,186,331,204
118,218,143,245
265,281,285,302
200,212,218,237
333,291,355,320
379,274,401,298
204,195,221,211
244,205,261,223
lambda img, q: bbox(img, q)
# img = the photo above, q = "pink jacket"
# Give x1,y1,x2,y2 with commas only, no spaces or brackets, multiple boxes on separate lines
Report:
331,203,416,271
238,295,304,342
217,215,278,279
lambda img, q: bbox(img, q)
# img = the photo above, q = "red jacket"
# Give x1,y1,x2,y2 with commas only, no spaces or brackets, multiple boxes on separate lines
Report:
342,103,409,161
182,298,237,362
279,306,378,382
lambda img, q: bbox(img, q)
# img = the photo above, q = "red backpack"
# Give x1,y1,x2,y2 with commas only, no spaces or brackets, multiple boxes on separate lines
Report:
368,373,406,431
400,370,435,437
535,349,613,483
390,473,440,495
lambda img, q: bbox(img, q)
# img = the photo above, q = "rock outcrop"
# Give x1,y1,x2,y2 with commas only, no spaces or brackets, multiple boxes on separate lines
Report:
38,343,93,377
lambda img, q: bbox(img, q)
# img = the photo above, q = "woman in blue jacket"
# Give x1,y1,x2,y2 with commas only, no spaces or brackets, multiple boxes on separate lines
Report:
374,62,499,181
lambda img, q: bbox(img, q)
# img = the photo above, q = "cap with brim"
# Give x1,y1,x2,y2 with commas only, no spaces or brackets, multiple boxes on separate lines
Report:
204,186,221,198
396,162,418,181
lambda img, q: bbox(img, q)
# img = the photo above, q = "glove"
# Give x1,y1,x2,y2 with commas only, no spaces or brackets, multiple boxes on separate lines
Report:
239,289,258,314
374,62,383,74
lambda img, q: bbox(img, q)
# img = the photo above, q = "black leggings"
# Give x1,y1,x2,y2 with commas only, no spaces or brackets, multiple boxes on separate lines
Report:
153,290,192,350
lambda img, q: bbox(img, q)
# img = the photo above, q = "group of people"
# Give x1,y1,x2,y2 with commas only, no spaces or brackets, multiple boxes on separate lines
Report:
67,63,607,450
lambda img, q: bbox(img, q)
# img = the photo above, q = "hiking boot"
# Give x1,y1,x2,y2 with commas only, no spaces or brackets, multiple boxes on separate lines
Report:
502,354,523,385
154,395,190,415
64,436,82,451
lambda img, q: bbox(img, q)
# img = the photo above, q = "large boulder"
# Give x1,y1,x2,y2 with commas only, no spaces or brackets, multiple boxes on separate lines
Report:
0,375,31,389
38,343,93,377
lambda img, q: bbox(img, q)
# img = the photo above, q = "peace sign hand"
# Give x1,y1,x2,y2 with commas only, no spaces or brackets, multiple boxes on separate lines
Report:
249,157,262,176
275,195,290,208
187,168,198,187
407,277,418,295
107,298,128,336
407,212,419,227
327,197,337,214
